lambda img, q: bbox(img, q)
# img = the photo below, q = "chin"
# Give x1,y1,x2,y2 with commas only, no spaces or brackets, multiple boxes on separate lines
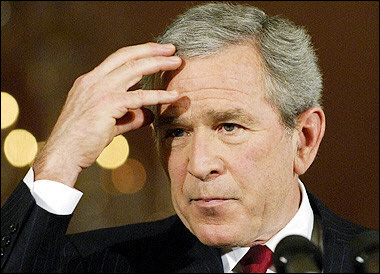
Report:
190,223,244,247
175,201,256,247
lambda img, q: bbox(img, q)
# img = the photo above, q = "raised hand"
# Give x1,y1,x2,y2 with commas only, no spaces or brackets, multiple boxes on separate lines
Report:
33,43,182,188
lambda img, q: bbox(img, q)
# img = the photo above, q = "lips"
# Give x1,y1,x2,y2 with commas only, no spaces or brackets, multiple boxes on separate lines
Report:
190,197,236,207
193,198,229,202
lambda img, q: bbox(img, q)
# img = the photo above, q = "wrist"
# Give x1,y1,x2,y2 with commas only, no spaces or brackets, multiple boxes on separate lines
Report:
33,149,82,188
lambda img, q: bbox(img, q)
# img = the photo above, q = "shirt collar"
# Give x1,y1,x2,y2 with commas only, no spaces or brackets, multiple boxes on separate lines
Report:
221,179,314,273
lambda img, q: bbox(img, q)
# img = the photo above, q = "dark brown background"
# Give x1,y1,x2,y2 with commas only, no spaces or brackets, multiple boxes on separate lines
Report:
1,1,378,232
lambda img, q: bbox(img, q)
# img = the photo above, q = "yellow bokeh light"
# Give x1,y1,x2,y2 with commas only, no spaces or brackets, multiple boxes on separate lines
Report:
1,92,19,129
96,135,129,169
111,158,147,194
4,129,38,167
100,169,123,196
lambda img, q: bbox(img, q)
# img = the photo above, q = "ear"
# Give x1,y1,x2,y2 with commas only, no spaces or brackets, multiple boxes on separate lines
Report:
293,106,326,175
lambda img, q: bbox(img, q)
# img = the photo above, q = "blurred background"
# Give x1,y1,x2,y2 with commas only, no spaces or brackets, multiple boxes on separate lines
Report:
1,1,378,233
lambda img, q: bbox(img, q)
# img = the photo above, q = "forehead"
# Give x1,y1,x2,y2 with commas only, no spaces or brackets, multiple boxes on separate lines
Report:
166,43,264,93
159,43,269,118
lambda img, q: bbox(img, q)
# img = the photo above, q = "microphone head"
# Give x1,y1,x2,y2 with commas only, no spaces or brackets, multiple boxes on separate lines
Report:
350,230,379,273
273,235,323,273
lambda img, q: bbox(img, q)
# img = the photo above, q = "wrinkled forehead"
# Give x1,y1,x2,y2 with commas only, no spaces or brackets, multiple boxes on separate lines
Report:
158,43,265,88
153,43,268,126
157,89,255,119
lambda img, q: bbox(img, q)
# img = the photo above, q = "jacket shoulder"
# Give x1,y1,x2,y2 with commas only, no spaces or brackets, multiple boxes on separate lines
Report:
307,191,377,273
307,191,370,236
66,214,182,257
64,215,223,272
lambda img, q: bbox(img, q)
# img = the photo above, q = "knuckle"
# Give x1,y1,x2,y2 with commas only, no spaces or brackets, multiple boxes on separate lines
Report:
73,75,85,86
126,90,145,108
150,58,161,69
135,89,145,101
88,92,113,111
99,92,113,105
74,73,94,87
116,46,130,55
145,42,158,49
145,42,155,47
123,60,136,70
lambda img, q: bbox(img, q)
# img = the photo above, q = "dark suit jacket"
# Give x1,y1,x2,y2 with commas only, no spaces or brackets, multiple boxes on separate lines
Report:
1,181,374,273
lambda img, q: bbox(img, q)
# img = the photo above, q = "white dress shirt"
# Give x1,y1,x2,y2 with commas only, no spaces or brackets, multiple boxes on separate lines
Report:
23,168,313,273
23,167,82,215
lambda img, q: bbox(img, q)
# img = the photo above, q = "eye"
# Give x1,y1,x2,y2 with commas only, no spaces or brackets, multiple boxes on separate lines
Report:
165,128,186,138
219,123,241,133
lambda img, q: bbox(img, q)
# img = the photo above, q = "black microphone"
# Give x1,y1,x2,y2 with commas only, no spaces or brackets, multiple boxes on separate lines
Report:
350,230,379,273
273,235,323,273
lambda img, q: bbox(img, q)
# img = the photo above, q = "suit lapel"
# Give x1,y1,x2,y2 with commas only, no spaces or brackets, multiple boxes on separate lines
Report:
174,243,223,273
164,216,224,273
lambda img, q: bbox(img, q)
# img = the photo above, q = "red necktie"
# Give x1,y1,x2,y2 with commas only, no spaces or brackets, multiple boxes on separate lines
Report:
240,245,273,273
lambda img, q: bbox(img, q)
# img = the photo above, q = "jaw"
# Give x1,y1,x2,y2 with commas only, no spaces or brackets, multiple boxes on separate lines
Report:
174,200,264,247
182,218,266,247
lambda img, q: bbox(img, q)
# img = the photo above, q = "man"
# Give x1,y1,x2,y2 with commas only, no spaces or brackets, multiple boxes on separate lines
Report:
1,2,375,273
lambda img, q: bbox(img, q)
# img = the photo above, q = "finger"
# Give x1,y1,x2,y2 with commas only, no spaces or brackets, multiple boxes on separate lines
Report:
111,89,179,119
101,55,182,91
115,107,154,135
92,42,177,77
124,89,179,109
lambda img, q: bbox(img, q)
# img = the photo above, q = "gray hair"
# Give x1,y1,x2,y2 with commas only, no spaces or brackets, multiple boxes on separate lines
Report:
141,2,323,130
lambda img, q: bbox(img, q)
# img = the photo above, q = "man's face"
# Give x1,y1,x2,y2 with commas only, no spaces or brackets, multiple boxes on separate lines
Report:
156,44,301,247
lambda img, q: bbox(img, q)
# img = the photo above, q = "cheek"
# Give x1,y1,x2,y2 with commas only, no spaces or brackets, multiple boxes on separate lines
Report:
238,135,296,206
239,131,294,174
166,153,193,225
228,134,295,202
164,152,188,203
166,152,187,180
228,141,269,183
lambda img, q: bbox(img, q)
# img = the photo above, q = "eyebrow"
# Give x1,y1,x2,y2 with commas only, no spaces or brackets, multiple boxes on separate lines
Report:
157,107,258,127
206,109,256,124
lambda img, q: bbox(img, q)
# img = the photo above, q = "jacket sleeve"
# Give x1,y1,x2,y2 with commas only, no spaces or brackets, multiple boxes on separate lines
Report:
1,181,75,272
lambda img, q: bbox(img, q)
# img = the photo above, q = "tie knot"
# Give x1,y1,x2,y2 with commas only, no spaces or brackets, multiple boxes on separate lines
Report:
240,245,273,273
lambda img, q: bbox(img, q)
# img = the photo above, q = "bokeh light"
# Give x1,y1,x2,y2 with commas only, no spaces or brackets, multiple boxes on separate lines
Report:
4,129,38,167
1,92,19,129
111,158,147,194
96,135,129,169
100,168,124,196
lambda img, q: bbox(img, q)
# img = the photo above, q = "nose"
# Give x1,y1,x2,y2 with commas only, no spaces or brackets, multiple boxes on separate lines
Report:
187,131,226,181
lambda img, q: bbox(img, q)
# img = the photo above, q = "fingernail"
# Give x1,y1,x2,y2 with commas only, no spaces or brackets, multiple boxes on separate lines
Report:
162,44,175,52
163,43,175,49
168,56,181,63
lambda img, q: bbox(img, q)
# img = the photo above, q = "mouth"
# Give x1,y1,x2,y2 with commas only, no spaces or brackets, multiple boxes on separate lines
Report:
190,198,237,207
